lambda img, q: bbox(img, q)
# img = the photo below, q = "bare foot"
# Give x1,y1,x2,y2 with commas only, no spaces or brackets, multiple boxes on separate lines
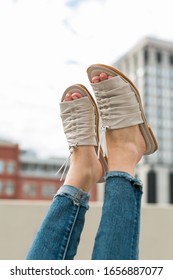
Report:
92,72,146,176
63,90,103,192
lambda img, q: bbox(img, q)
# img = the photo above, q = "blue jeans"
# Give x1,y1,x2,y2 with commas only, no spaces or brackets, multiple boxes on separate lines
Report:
26,171,143,260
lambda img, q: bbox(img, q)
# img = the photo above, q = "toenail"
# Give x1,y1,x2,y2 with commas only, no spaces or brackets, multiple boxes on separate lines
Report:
92,76,100,83
64,97,71,102
72,92,83,98
63,93,73,102
100,73,108,80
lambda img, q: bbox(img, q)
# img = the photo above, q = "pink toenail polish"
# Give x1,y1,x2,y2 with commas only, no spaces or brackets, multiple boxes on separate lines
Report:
92,76,100,83
72,92,82,98
100,73,108,80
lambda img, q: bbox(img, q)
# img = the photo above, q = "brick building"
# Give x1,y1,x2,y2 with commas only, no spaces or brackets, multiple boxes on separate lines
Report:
0,140,97,201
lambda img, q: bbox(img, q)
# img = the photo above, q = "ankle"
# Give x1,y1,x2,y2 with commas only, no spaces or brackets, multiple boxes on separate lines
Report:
106,127,146,176
107,143,140,175
64,166,95,192
64,146,103,192
107,125,146,154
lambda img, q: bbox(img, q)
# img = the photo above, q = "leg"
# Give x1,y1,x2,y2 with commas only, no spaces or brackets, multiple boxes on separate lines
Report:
92,173,143,260
26,185,90,260
26,86,103,260
90,71,147,259
92,128,144,260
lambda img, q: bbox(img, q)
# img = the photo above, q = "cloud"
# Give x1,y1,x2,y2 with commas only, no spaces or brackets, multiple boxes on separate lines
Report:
65,0,84,8
0,0,173,157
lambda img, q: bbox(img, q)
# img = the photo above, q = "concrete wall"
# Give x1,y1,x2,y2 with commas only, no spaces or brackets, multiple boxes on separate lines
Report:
0,200,173,260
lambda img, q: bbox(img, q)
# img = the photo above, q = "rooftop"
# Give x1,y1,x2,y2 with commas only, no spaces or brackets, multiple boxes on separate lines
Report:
114,36,173,65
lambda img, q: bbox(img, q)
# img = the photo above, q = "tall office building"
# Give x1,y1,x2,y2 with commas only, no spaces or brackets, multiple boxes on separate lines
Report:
113,37,173,204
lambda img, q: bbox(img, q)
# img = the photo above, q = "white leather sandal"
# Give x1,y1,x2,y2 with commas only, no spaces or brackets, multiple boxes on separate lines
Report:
57,84,108,182
87,64,158,155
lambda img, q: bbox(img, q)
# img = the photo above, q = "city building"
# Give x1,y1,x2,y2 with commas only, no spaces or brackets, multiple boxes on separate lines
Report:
0,140,97,201
113,36,173,204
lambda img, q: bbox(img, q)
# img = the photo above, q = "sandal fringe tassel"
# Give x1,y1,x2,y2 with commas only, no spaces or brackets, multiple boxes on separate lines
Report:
56,144,78,181
97,126,108,158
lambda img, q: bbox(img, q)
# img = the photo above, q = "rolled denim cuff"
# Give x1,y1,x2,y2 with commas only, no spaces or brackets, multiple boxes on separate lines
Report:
106,171,143,191
54,185,90,208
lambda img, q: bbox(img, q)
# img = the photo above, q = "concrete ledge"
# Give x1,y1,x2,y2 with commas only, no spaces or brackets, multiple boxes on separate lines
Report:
0,200,173,260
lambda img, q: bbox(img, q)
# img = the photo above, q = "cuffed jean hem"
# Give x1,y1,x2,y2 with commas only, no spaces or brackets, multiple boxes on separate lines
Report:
55,185,90,209
106,171,143,191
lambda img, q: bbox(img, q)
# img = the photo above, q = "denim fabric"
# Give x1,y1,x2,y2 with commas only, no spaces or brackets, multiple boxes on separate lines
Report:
26,172,143,260
26,185,90,260
92,171,143,260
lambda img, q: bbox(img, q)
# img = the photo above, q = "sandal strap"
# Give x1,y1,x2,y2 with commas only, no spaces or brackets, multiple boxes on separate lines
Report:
60,96,97,147
57,95,98,181
91,75,143,129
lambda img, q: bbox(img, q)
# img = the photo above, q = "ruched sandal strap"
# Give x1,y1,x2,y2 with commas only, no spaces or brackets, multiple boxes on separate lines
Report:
87,64,158,155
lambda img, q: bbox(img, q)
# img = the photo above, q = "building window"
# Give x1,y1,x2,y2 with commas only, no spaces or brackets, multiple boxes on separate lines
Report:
0,181,3,193
0,160,4,174
169,173,173,204
147,170,157,203
156,51,162,63
169,54,173,65
42,185,56,198
23,184,36,197
5,181,15,196
170,80,173,89
144,48,148,65
7,161,16,174
21,163,28,171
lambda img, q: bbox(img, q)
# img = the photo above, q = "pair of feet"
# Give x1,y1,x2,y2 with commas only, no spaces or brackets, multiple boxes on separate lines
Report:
63,72,146,192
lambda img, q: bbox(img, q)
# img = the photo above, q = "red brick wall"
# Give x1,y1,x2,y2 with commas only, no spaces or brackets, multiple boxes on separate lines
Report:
17,177,63,200
0,144,19,199
0,143,97,201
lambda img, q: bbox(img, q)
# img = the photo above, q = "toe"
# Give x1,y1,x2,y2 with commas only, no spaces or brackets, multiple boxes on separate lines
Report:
63,93,73,102
71,92,83,100
92,76,100,83
99,72,108,81
108,75,113,79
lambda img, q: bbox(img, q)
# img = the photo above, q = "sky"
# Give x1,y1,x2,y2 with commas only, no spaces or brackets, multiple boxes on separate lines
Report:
0,0,173,158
